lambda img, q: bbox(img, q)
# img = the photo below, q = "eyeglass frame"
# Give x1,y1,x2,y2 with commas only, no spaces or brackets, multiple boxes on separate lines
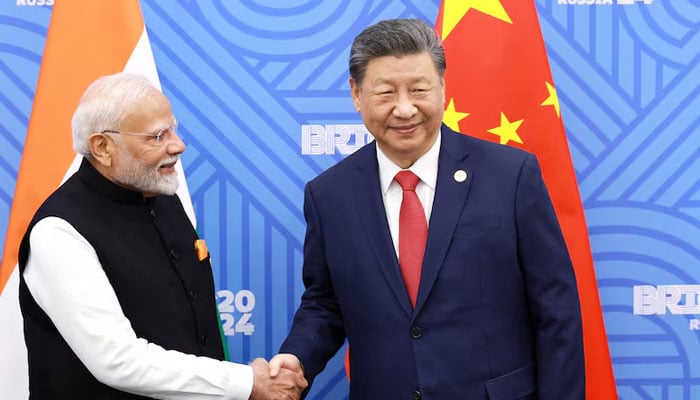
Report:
100,118,178,146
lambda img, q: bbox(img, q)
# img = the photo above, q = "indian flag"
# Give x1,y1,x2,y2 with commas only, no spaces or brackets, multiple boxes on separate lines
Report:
0,2,194,398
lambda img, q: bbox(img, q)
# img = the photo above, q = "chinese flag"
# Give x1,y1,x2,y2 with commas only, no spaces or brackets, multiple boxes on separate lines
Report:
0,2,195,398
435,1,616,398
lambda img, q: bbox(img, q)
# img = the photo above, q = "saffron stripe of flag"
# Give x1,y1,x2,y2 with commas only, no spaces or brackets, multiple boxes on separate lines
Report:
0,2,195,398
435,1,617,398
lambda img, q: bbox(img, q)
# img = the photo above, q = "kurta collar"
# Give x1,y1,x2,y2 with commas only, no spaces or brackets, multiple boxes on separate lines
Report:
76,157,149,205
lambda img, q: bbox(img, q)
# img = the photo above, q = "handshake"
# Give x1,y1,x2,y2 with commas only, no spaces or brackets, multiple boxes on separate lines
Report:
249,353,308,400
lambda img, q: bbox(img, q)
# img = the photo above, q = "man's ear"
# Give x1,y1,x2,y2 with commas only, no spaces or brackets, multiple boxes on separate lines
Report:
87,133,113,167
440,77,445,103
349,78,361,112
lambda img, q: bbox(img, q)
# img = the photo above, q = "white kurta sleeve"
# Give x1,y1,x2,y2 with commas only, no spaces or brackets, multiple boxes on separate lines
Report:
23,217,253,400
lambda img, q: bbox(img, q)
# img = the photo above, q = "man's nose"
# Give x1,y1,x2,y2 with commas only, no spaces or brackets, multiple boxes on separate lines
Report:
393,94,417,118
166,130,186,154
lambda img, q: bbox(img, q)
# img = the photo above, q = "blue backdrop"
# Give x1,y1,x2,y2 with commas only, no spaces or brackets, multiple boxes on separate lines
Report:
1,1,699,399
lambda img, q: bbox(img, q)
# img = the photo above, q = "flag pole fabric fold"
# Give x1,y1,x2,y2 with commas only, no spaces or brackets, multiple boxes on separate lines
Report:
0,2,194,398
435,1,617,398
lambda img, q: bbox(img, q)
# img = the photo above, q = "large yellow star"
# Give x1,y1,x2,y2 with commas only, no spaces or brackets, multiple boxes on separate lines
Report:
443,98,469,132
541,81,561,118
441,0,513,40
487,112,524,145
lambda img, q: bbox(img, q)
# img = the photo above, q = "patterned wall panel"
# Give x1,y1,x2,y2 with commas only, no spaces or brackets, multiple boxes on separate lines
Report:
537,1,700,399
1,1,699,399
0,6,50,251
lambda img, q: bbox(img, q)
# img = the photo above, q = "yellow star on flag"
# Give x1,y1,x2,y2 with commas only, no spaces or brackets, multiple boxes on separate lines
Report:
487,112,524,145
441,0,513,40
443,98,469,132
541,81,561,118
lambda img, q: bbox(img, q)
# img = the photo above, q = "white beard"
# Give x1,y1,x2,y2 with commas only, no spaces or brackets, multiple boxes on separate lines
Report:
113,147,179,195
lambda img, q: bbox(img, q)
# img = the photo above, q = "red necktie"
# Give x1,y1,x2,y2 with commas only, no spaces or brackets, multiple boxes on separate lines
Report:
395,170,428,307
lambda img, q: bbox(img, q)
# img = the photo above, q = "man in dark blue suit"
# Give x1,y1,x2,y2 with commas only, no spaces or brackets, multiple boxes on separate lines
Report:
271,18,584,399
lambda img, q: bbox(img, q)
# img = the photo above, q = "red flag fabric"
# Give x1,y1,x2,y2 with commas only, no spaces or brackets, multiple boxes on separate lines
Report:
435,1,616,399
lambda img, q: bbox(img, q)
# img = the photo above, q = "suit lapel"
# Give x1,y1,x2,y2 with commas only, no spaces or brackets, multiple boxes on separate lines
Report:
353,144,414,317
415,126,473,311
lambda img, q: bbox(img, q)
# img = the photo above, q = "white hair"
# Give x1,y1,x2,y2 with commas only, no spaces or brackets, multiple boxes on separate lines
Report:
71,72,157,156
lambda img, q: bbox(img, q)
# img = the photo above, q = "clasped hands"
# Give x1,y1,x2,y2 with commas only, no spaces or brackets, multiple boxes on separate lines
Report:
249,353,307,400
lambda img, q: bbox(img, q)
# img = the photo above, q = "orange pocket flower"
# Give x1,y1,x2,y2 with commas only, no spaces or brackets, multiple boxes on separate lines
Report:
194,239,209,261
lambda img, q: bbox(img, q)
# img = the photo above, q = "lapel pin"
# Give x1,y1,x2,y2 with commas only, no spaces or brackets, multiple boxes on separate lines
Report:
453,169,467,183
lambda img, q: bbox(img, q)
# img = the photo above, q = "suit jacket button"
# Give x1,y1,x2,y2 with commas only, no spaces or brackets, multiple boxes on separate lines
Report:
412,390,422,400
410,326,423,339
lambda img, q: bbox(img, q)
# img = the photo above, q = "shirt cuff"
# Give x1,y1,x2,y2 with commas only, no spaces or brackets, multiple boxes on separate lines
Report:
224,362,254,400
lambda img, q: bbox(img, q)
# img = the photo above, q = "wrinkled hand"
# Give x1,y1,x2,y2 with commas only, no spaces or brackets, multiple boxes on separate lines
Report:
249,356,307,400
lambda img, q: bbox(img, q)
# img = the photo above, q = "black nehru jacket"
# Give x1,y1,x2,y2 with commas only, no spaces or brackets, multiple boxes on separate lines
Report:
18,158,224,399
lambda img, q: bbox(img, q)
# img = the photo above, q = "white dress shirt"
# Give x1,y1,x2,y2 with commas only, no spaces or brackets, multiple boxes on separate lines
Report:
376,132,440,256
23,216,254,400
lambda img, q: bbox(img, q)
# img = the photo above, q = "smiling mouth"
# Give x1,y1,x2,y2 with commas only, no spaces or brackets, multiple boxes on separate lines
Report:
159,159,178,170
392,124,419,134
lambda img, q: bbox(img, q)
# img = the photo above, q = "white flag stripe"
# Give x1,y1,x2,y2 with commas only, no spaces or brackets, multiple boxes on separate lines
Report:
124,28,196,225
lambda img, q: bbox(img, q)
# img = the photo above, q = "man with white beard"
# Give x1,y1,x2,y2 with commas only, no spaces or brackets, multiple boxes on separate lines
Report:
18,73,306,400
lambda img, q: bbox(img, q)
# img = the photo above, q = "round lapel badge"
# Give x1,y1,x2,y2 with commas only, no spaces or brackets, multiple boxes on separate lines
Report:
453,169,467,183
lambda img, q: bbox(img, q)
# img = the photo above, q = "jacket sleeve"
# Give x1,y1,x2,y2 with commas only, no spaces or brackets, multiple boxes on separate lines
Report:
515,153,586,399
279,182,346,387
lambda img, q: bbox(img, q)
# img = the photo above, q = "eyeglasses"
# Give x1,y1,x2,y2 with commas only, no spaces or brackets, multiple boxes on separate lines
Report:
101,119,178,147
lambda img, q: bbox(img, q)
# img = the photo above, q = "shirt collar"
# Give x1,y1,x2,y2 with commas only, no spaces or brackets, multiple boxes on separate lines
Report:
377,131,441,194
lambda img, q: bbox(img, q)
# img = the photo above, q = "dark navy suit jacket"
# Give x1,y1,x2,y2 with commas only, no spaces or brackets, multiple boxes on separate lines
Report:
281,124,585,400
